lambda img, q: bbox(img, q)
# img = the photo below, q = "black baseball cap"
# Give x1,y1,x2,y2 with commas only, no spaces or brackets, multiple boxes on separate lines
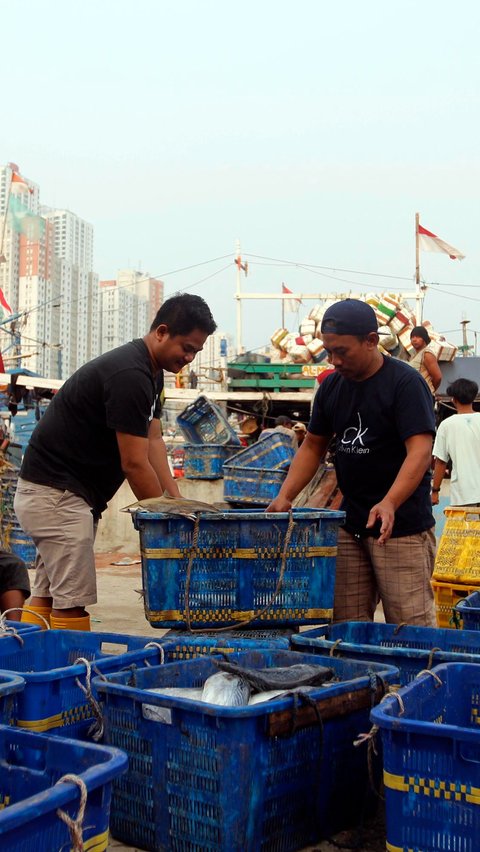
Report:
320,299,378,336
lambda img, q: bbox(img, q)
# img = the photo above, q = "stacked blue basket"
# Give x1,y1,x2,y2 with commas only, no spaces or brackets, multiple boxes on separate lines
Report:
454,590,480,630
0,467,36,568
0,628,166,737
183,442,240,479
176,395,241,445
371,662,480,852
96,648,399,851
134,507,345,629
223,431,296,506
292,620,480,685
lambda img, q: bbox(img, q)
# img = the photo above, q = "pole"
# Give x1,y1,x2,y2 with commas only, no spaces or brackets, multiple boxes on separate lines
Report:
415,212,421,323
460,318,470,357
0,170,13,263
235,239,242,355
281,283,285,328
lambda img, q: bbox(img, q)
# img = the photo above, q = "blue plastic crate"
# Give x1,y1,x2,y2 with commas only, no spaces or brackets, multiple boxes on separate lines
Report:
183,443,240,479
176,395,241,445
134,507,345,628
225,432,296,471
0,629,166,736
223,464,287,505
97,648,399,851
0,724,127,851
160,629,292,660
0,620,41,637
292,620,480,685
371,662,480,852
0,673,25,725
454,590,480,630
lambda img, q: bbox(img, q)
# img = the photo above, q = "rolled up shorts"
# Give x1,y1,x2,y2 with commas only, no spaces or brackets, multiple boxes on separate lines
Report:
14,479,97,609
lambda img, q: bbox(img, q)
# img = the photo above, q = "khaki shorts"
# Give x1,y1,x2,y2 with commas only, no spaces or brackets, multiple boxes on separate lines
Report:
14,479,97,609
333,527,437,627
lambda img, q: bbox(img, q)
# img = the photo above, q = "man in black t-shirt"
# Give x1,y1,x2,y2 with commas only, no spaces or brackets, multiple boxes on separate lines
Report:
14,294,216,631
268,299,437,626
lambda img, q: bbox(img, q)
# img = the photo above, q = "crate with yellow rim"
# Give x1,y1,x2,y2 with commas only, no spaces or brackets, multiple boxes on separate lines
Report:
432,579,480,629
433,506,480,584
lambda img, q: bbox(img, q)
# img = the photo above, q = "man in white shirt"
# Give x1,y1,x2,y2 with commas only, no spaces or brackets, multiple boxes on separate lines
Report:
432,378,480,506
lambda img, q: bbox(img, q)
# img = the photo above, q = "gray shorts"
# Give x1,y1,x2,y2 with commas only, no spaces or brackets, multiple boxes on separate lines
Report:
0,550,30,598
14,479,97,609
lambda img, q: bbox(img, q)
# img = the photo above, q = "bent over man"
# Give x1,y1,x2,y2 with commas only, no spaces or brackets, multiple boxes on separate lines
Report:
15,293,216,630
268,299,437,626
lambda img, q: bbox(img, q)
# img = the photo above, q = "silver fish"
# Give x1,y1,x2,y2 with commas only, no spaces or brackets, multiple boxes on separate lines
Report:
121,496,221,516
201,672,250,706
248,690,289,706
146,686,204,701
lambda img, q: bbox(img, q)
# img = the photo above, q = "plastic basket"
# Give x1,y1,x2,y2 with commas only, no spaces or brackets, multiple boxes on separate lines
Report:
96,648,399,851
0,673,25,725
223,464,287,505
432,579,480,628
0,628,166,736
292,620,480,685
433,506,480,584
0,724,127,852
176,395,241,445
134,507,345,629
225,432,296,471
454,590,480,630
159,629,292,660
183,443,240,479
371,662,480,852
0,620,41,637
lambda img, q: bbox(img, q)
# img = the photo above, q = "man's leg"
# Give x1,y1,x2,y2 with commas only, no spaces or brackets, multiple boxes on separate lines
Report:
14,480,97,630
365,530,436,626
333,529,378,622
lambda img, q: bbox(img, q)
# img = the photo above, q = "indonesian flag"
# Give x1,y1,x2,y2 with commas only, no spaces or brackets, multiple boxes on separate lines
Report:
11,172,33,194
282,282,302,312
418,224,465,260
0,288,11,317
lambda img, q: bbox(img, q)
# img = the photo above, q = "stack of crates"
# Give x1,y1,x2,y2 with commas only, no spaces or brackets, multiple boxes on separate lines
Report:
432,506,480,627
222,432,296,506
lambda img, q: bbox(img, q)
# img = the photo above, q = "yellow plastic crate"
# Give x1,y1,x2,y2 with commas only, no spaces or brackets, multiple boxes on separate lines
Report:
433,507,480,584
432,579,480,629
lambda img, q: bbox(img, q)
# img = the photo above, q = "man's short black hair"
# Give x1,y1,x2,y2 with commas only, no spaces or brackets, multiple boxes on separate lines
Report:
446,378,479,405
275,415,293,427
150,293,217,336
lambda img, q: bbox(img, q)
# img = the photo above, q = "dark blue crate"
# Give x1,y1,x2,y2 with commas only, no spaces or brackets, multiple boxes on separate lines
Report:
160,629,292,660
184,443,240,479
0,629,167,737
134,507,345,628
292,620,480,685
371,662,480,852
223,464,287,505
176,395,241,445
0,724,127,851
454,590,480,630
97,648,399,851
0,673,24,725
225,432,295,471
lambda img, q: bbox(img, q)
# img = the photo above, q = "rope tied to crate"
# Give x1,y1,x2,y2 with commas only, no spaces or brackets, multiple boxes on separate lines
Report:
0,613,25,645
56,773,87,851
143,641,165,665
73,657,104,741
416,668,443,686
2,605,51,631
392,622,408,635
328,638,343,656
184,510,296,633
426,647,442,670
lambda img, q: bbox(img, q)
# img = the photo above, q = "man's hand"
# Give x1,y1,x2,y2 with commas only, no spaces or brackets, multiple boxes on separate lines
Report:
366,497,396,545
431,490,440,506
266,495,293,513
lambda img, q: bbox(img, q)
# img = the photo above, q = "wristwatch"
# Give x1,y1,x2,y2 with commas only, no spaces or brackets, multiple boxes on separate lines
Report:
432,487,441,493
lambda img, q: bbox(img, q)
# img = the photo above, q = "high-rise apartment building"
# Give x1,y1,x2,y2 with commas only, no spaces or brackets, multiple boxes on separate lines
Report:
98,270,163,353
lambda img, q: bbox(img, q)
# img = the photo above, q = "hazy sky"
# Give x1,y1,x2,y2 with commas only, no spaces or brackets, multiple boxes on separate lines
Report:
3,0,480,352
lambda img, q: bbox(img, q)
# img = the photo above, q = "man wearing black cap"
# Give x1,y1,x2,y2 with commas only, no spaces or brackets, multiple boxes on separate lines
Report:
268,299,437,626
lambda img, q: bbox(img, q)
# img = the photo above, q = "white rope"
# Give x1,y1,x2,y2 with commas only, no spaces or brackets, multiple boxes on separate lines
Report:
56,773,87,851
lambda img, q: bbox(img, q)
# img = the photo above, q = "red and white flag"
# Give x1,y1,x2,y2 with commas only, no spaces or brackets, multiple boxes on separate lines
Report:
0,287,11,318
417,224,465,260
11,172,33,194
282,283,302,312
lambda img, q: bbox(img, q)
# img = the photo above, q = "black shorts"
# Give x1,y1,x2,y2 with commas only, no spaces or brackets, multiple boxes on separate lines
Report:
0,550,31,598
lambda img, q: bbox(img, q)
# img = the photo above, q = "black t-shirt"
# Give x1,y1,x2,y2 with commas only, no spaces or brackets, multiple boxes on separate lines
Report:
20,339,163,517
308,356,435,537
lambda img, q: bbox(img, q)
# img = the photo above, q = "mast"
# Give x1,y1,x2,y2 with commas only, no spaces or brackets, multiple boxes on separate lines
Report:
415,212,422,323
0,169,13,264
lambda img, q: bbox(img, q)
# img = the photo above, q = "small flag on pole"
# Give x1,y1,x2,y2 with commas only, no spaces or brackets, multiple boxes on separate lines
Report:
417,223,465,260
0,288,11,317
282,283,302,312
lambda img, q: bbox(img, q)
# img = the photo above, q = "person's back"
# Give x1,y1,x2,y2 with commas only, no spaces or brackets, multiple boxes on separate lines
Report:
433,378,480,506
